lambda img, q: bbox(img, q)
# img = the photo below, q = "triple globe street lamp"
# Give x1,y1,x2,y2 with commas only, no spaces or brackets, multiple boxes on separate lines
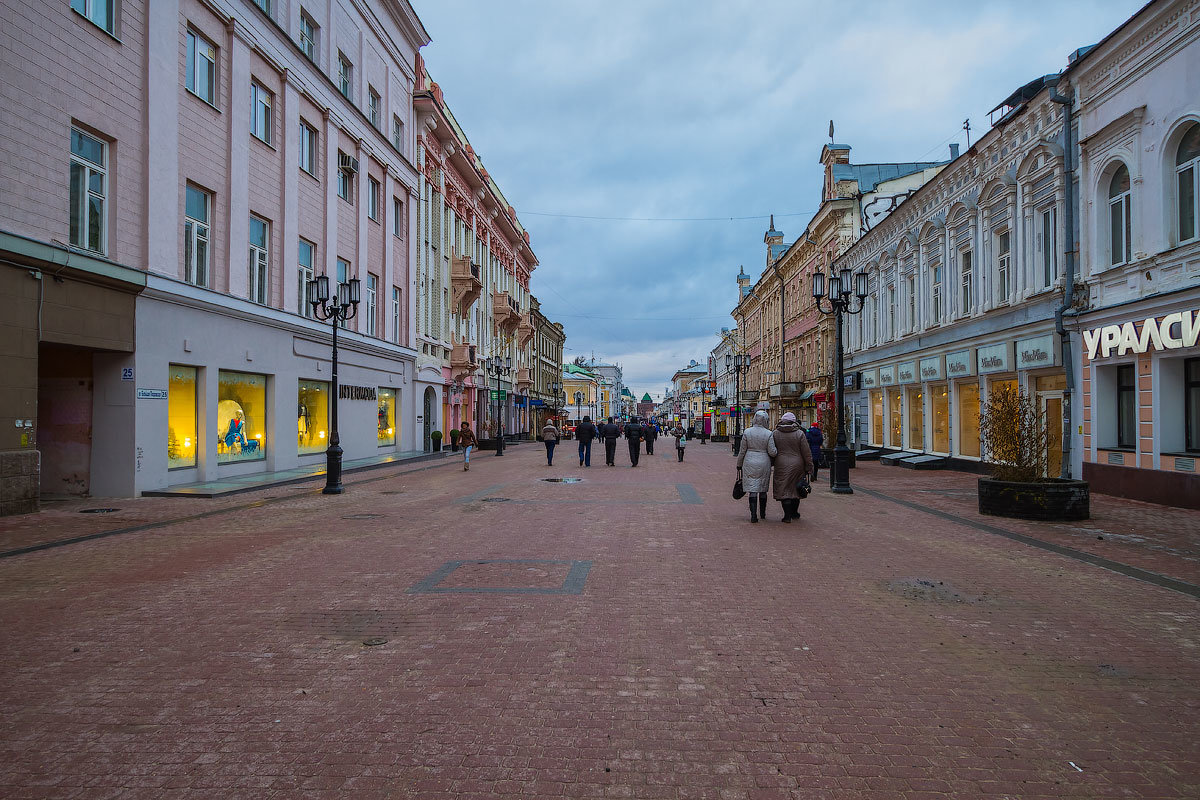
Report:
485,356,512,456
725,353,748,455
812,266,869,495
306,274,361,494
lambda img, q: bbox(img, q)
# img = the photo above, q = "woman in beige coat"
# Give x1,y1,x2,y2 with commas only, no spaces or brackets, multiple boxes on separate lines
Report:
737,410,777,523
771,412,814,523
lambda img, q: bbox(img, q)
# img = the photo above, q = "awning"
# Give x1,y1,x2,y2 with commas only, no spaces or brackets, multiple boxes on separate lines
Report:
799,389,816,401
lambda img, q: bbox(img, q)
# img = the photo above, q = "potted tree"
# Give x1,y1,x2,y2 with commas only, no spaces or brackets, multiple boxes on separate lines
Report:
430,430,443,452
977,384,1088,520
449,428,460,452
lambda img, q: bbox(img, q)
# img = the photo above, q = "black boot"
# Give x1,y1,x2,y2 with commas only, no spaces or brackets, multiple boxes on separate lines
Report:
781,501,791,523
758,495,767,522
748,495,758,523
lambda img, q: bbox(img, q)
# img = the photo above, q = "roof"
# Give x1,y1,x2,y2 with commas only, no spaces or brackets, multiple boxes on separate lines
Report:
989,74,1061,115
641,393,653,402
564,364,597,379
768,242,791,262
831,161,944,193
620,387,634,397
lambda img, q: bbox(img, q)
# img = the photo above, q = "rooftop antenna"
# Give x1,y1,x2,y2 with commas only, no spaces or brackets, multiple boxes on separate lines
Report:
963,118,971,150
828,119,835,145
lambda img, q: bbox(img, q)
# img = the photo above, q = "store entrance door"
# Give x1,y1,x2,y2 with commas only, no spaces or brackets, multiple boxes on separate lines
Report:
423,387,435,452
37,344,94,497
1041,393,1063,478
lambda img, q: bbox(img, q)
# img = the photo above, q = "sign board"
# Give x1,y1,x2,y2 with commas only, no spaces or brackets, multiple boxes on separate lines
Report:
1016,333,1059,369
897,360,917,384
136,388,167,400
977,342,1014,375
919,355,944,382
1083,309,1199,360
946,348,975,378
860,369,879,389
121,367,134,381
878,365,897,386
843,371,860,390
339,385,377,400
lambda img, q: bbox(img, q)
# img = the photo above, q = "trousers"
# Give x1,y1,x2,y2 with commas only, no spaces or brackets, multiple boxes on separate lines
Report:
578,440,591,466
544,440,556,465
628,442,640,467
604,439,617,465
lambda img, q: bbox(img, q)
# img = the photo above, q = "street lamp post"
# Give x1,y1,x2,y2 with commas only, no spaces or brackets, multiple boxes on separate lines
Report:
726,353,748,454
812,266,869,494
306,274,361,494
486,356,512,456
550,380,562,429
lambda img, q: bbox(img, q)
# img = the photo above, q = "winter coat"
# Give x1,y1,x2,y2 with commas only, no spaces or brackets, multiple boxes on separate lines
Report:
542,423,560,442
458,428,477,448
737,414,777,493
643,425,658,441
771,421,814,500
672,427,687,448
575,421,597,444
599,422,620,440
805,426,825,466
624,422,643,442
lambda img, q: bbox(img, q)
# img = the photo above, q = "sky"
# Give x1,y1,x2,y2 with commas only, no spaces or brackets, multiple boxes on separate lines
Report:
409,0,1147,400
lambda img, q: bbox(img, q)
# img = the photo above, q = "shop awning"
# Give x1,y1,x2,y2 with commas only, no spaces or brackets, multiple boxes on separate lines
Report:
799,389,816,401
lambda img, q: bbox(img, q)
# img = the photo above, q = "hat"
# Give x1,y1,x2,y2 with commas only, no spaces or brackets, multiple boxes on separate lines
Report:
781,412,797,422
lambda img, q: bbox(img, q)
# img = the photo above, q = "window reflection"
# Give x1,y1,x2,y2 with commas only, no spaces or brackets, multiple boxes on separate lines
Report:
298,380,329,455
218,370,267,463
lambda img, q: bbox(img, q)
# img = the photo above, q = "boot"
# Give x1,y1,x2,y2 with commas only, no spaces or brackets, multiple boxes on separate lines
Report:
748,495,758,523
781,501,791,523
758,495,768,522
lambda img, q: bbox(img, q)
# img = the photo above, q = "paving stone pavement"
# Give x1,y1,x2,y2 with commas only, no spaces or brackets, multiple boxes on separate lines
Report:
1,441,1198,798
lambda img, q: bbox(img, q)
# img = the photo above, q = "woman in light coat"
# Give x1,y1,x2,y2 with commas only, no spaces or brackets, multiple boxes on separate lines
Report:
542,420,560,466
771,412,815,523
737,410,777,523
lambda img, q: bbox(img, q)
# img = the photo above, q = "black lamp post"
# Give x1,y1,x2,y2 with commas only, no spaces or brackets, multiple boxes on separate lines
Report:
486,356,511,456
812,266,868,494
549,380,561,430
306,274,361,494
726,353,748,454
574,390,582,425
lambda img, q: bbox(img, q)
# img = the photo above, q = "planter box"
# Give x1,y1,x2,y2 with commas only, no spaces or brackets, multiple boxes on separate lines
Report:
978,477,1090,521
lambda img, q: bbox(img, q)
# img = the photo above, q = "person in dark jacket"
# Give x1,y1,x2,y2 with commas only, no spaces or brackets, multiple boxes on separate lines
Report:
575,415,597,467
599,417,620,466
624,417,644,467
805,422,825,480
643,421,657,455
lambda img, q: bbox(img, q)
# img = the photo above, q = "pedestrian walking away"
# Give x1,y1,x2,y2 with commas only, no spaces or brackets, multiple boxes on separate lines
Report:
600,416,620,466
771,412,814,523
737,410,778,523
542,419,560,466
458,422,477,471
643,422,657,455
672,423,687,462
624,417,644,467
806,421,825,481
575,415,597,467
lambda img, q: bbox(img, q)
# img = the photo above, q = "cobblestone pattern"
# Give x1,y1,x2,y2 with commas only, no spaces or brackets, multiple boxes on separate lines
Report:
0,443,1198,798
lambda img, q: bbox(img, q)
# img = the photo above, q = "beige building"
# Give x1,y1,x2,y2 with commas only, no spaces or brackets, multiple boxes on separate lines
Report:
530,295,565,431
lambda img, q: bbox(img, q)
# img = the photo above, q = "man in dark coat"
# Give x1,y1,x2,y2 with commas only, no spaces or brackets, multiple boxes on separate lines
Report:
805,422,825,480
575,415,597,467
599,416,620,466
624,417,644,467
643,421,657,455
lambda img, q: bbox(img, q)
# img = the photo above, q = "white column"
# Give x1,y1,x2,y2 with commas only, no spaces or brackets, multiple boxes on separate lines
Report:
146,0,179,277
281,72,301,316
323,113,338,279
355,138,368,334
383,168,397,342
227,29,252,298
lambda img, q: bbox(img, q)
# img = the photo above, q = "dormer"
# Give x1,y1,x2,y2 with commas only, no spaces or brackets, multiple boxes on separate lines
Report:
820,143,853,201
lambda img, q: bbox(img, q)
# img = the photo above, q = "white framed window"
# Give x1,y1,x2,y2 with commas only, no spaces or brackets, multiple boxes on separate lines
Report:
252,0,271,16
886,284,896,339
931,262,942,323
1108,163,1132,267
336,258,350,328
366,273,378,336
299,10,318,63
250,81,272,144
248,215,269,305
392,197,403,237
392,114,404,152
959,250,972,315
71,0,114,34
1039,205,1058,287
368,176,380,220
1174,123,1199,244
338,52,352,101
299,120,317,175
298,238,314,317
185,29,216,105
69,128,106,254
996,230,1010,302
391,286,400,343
905,274,916,332
368,87,380,128
337,156,353,202
184,184,210,287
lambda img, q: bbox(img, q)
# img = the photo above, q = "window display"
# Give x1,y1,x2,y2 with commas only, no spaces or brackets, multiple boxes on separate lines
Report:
218,370,267,463
168,365,197,469
378,387,396,446
906,387,924,450
298,380,329,455
870,390,883,446
888,389,903,448
957,382,981,457
930,384,950,454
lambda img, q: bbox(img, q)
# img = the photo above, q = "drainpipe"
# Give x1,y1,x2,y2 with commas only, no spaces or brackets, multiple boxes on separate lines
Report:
1049,80,1076,479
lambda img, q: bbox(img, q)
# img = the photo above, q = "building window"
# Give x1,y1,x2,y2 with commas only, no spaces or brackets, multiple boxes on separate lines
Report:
299,10,318,63
905,273,915,332
959,250,972,316
392,114,404,152
183,184,210,287
298,238,314,317
167,365,197,470
69,128,106,254
391,286,400,343
297,379,329,455
186,29,216,105
1108,164,1132,266
299,120,317,175
368,86,380,128
252,0,271,16
70,0,114,34
378,387,396,446
1117,364,1136,449
1186,358,1200,452
248,215,269,305
366,273,378,336
337,157,353,202
957,382,980,458
250,81,272,144
907,386,924,450
1175,123,1199,243
930,384,949,454
870,390,883,446
367,176,380,220
1040,205,1058,287
931,262,942,322
392,197,403,237
996,230,1010,302
888,389,903,448
336,258,350,328
338,52,352,101
218,370,267,463
886,284,896,340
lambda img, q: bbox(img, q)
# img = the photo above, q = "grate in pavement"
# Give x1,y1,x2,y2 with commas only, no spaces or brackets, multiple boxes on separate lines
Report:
342,513,385,519
482,497,512,502
79,508,120,514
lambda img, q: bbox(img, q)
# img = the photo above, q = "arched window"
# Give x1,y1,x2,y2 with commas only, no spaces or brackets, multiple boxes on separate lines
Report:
1178,123,1200,243
1108,163,1132,266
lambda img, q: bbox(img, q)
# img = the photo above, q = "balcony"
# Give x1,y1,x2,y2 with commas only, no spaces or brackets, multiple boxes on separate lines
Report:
492,290,521,333
450,254,483,314
768,382,805,399
450,340,478,381
515,367,532,390
517,312,535,347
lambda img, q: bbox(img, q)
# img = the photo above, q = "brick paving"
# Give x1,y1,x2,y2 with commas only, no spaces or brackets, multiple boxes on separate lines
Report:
1,440,1198,798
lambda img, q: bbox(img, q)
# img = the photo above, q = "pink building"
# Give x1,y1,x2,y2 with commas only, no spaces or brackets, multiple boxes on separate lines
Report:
0,0,430,507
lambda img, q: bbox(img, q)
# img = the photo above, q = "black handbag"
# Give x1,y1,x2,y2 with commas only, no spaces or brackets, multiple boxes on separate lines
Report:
797,476,811,499
732,473,745,500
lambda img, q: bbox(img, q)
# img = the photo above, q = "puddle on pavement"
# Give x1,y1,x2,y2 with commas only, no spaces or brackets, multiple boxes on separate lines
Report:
542,478,582,484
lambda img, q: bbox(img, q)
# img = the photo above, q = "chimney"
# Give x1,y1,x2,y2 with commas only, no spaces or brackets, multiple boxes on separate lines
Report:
949,143,960,159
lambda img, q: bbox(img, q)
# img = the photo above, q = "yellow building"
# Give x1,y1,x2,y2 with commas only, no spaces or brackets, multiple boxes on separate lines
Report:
562,365,601,424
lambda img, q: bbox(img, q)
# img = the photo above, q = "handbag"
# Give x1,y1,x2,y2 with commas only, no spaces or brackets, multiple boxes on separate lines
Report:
797,475,811,499
732,471,745,500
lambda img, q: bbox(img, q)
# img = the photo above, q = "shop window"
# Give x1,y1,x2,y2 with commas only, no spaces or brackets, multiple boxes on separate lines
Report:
957,383,981,458
870,390,883,446
378,388,396,446
888,389,903,448
297,380,329,455
168,365,197,469
1177,123,1200,244
217,370,267,463
1108,164,1132,266
906,387,924,450
1117,364,1136,449
1186,358,1200,452
931,383,949,453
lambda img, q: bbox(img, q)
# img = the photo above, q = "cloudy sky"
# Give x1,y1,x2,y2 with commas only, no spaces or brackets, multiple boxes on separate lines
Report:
410,0,1145,400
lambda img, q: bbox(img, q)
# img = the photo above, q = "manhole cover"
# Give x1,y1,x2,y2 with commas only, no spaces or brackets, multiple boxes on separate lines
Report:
79,508,120,514
542,478,582,483
482,497,512,503
342,513,384,519
362,637,388,647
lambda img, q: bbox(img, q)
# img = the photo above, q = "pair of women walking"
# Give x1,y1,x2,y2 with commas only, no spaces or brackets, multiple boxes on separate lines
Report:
736,410,815,523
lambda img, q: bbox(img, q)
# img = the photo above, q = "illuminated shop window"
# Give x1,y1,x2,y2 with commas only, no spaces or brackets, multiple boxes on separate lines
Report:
870,390,883,447
378,387,396,446
930,383,950,454
297,379,329,455
217,370,267,463
888,389,903,449
906,386,924,450
957,383,981,458
168,365,198,469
